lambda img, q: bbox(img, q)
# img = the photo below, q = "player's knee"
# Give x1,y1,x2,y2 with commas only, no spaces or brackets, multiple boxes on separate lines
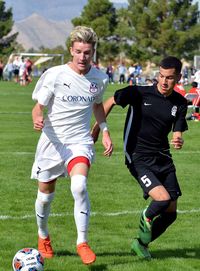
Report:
146,199,171,218
153,199,171,213
71,175,87,199
36,190,55,206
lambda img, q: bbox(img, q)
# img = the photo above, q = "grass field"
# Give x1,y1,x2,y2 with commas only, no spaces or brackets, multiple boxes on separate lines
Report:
0,80,199,271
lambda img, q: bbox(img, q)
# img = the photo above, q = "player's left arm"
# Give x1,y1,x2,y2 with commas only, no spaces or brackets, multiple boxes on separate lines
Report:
92,102,113,156
171,99,188,150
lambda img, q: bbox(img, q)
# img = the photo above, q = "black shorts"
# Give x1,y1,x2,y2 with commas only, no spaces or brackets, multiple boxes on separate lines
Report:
128,152,182,200
13,69,19,76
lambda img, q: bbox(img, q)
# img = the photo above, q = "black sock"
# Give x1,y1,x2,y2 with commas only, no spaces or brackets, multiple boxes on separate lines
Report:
151,212,177,242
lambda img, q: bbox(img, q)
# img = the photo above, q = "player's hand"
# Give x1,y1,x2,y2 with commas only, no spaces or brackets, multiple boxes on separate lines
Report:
33,116,44,131
102,131,113,156
171,137,184,149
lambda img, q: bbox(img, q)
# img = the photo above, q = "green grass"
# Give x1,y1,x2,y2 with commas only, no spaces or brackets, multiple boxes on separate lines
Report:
0,80,199,270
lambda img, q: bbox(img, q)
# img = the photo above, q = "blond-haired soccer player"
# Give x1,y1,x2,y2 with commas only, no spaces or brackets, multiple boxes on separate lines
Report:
31,26,113,265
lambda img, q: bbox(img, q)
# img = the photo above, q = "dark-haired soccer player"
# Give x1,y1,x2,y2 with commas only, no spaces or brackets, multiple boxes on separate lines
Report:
91,56,188,259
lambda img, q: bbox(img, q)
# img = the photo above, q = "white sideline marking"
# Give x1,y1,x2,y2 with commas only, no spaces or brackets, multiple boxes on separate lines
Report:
0,152,34,155
0,112,124,116
0,112,30,114
0,151,200,156
0,209,200,221
171,151,200,154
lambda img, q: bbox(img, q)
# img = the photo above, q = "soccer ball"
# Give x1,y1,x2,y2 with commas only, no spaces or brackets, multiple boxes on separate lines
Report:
12,248,44,271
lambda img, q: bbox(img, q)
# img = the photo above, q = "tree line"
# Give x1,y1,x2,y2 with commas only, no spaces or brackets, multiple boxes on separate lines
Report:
0,0,200,65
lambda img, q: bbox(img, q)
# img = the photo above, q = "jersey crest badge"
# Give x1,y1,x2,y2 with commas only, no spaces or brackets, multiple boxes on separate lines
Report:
171,106,177,117
89,82,98,94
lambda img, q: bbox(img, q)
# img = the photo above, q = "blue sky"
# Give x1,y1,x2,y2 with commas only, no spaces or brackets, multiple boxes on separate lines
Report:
4,0,128,22
4,0,199,22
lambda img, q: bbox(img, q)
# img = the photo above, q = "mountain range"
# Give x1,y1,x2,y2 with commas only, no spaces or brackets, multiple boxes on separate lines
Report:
11,13,73,50
5,0,129,51
5,0,128,22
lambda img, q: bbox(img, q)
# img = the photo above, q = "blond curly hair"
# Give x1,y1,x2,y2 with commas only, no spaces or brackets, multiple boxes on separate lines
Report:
70,26,97,47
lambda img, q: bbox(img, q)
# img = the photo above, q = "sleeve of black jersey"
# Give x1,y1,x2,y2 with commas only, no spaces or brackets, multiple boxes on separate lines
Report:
114,85,138,108
173,102,188,132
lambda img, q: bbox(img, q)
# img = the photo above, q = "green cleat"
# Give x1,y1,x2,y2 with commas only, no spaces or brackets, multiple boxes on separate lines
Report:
131,238,151,260
138,208,152,245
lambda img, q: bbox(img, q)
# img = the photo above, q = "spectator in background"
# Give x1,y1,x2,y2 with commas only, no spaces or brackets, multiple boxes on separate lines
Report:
134,63,142,77
189,81,198,94
19,57,27,86
25,57,33,84
193,69,200,89
106,62,115,84
188,81,200,113
174,82,186,97
144,78,153,86
118,62,127,84
134,63,143,85
0,60,4,80
190,66,196,77
91,61,99,69
182,66,189,85
127,63,136,85
13,56,21,83
128,63,135,77
4,57,13,81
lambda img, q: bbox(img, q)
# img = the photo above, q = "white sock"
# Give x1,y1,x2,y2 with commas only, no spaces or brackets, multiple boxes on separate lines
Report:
71,175,90,245
35,190,55,239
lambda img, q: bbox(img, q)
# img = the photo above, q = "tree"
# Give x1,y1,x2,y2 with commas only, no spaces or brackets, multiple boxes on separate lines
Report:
0,1,18,58
120,0,200,63
71,0,119,62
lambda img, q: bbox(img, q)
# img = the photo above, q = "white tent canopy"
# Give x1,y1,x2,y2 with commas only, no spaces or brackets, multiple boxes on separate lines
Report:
8,52,64,65
34,56,53,66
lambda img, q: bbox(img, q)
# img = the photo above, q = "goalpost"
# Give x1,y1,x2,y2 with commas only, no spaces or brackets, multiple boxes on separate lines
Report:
194,55,200,70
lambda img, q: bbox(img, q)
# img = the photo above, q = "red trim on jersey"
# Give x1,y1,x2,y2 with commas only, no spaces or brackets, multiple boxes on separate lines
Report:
67,156,90,174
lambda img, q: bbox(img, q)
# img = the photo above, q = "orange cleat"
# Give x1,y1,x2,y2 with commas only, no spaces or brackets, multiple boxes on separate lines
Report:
77,242,96,265
38,235,54,258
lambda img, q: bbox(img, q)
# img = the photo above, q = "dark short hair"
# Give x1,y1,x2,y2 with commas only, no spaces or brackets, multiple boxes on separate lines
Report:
191,81,198,88
159,56,182,74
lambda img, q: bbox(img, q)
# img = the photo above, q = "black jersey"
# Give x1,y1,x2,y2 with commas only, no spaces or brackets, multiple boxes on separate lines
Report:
114,84,188,165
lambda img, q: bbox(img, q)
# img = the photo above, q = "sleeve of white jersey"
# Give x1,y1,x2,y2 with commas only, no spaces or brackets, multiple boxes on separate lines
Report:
95,73,109,104
32,69,55,106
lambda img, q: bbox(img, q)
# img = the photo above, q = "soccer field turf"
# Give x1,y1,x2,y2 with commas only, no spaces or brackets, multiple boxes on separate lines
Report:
0,80,199,270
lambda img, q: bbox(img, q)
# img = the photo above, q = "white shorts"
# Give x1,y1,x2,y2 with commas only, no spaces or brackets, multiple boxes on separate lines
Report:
31,133,95,182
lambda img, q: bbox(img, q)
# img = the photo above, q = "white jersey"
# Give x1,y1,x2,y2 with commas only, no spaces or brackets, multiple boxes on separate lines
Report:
32,64,108,144
19,61,26,77
193,70,200,88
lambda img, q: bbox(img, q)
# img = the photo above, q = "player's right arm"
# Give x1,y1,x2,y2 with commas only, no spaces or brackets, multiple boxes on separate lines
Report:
32,103,45,131
91,96,116,143
171,131,184,150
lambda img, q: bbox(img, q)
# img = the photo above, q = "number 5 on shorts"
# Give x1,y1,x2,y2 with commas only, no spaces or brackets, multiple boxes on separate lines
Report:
141,175,152,187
